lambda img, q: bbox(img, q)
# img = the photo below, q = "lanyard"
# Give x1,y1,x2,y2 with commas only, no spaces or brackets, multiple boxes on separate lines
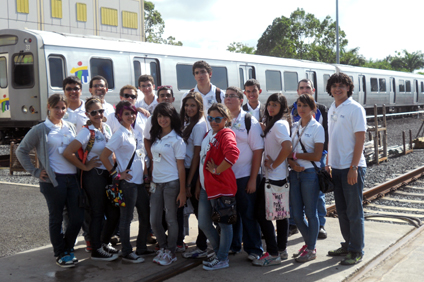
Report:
291,118,312,153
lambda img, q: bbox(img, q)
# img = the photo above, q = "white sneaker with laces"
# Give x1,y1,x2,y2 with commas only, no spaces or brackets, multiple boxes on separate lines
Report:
153,248,165,263
157,249,177,266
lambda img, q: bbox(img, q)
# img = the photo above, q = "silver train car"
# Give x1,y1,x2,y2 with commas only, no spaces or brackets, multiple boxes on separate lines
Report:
1,29,424,142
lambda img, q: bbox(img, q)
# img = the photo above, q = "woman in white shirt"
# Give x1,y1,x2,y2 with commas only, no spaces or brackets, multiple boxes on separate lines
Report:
179,91,209,258
63,97,119,262
16,94,83,268
253,93,292,267
288,94,324,263
100,101,146,264
150,103,187,266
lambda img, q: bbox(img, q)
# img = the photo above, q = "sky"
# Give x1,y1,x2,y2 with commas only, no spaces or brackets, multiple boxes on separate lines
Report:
152,0,423,62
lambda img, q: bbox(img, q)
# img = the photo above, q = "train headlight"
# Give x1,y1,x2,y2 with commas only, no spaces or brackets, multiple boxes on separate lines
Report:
22,106,28,113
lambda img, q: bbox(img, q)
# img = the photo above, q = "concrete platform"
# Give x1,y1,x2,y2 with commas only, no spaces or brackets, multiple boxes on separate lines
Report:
0,214,415,282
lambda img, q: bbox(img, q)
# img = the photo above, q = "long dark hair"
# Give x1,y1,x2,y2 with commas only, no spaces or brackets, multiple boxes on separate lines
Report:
150,103,182,144
180,91,204,142
262,93,291,137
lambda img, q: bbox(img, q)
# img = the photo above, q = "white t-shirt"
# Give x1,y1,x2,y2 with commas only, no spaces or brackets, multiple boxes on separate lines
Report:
231,110,264,179
106,111,147,136
184,117,208,169
328,97,367,169
181,83,226,115
291,118,325,169
263,119,291,181
143,116,153,140
135,96,158,114
63,100,87,134
244,101,262,122
75,124,113,170
45,119,76,174
199,130,215,190
106,126,144,184
102,101,115,117
151,130,186,183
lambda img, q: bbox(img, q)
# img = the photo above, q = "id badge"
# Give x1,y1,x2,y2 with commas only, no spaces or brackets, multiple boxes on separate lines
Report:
58,147,65,154
149,182,156,193
152,152,161,162
136,149,144,158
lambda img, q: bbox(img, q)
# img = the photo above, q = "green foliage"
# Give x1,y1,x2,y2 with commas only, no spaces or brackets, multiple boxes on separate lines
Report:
362,50,424,73
227,42,256,54
144,1,182,46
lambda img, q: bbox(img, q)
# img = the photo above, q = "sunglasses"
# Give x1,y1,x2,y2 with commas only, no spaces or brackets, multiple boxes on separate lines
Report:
207,116,225,123
224,94,239,99
123,93,137,99
87,109,105,116
157,85,173,90
65,87,81,92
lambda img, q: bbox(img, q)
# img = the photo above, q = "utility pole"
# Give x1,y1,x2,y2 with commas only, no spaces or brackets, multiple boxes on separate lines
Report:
336,0,340,64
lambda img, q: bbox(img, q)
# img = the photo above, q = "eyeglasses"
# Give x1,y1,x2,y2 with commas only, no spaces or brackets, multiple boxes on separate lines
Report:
207,116,225,123
159,93,172,98
224,94,239,99
195,70,208,75
65,87,81,92
157,85,173,90
87,109,105,116
123,93,137,99
93,84,106,88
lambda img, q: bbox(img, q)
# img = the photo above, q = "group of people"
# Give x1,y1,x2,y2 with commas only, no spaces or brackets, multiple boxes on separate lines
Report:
16,60,367,271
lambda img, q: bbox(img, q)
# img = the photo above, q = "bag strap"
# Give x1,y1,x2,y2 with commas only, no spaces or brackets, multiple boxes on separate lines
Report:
215,87,221,103
125,139,137,171
244,112,252,135
298,132,320,172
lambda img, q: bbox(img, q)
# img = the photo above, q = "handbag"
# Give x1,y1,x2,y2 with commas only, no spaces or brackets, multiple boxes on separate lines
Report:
298,137,334,194
264,165,290,221
105,141,137,207
211,196,237,224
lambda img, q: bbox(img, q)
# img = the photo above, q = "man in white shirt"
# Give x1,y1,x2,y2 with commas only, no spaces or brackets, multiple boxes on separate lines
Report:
326,73,366,265
89,76,115,117
135,75,158,116
62,76,88,134
242,79,265,123
180,61,225,114
224,86,264,261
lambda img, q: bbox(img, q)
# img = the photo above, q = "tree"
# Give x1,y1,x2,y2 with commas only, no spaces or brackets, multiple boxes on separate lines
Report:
392,50,424,72
144,1,182,46
227,42,255,54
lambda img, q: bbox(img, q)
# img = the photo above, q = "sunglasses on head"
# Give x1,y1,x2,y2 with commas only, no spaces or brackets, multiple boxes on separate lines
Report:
157,85,172,90
207,116,225,123
123,93,137,99
87,109,105,116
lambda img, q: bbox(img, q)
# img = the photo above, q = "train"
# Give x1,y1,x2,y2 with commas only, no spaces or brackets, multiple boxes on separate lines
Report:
1,28,424,142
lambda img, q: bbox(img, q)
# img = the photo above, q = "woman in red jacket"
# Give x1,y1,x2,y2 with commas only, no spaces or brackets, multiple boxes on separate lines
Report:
196,103,240,271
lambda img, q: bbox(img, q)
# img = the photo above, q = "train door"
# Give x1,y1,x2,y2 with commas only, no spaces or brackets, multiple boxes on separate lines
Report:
306,71,317,101
358,75,366,105
414,80,419,102
0,53,9,118
390,77,396,104
238,65,255,89
133,57,161,89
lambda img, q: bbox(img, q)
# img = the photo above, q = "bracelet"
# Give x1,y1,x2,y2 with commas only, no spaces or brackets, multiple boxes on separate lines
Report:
114,173,121,180
109,169,117,176
212,168,220,175
293,152,297,160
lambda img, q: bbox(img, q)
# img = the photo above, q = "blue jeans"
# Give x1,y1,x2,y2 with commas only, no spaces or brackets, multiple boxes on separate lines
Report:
332,167,366,254
150,179,180,254
231,176,263,256
289,168,320,250
198,189,233,261
135,184,150,254
40,174,84,257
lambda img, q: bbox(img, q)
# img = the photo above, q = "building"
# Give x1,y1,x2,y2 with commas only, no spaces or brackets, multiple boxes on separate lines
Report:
1,0,145,41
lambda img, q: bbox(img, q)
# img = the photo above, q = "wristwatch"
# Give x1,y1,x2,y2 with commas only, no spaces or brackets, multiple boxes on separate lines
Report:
350,165,358,171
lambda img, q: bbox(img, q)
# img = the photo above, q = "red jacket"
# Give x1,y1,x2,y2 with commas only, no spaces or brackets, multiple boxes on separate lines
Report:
203,128,240,199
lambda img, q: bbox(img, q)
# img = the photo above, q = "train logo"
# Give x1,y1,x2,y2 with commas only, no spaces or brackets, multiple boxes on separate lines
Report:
0,97,10,113
70,62,89,84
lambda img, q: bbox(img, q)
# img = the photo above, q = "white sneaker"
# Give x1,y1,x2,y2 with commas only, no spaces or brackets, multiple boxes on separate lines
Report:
153,248,165,263
157,249,177,266
122,252,144,263
203,258,229,271
182,247,208,259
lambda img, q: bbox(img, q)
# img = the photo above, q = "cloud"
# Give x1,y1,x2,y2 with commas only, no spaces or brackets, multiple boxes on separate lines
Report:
153,0,218,21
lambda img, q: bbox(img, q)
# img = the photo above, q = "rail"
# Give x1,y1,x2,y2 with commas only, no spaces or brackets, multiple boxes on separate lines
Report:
366,110,424,119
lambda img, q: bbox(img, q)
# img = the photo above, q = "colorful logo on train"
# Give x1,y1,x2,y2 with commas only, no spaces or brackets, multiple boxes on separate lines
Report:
0,97,10,113
70,61,89,84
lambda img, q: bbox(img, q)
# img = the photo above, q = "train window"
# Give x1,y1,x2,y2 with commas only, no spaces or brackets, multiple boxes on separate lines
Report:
0,57,7,88
0,35,18,46
48,56,65,88
133,61,141,87
370,78,378,92
249,68,254,79
284,72,298,91
90,58,114,89
176,64,196,90
12,53,34,88
421,81,424,93
405,80,411,92
323,74,330,90
239,68,244,89
399,80,405,92
349,76,354,93
211,66,228,90
150,61,160,88
266,70,282,91
379,78,386,92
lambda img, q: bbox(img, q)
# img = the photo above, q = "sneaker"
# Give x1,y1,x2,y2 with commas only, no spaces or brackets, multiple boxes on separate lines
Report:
247,253,260,261
341,252,363,265
289,225,299,236
85,240,92,253
110,235,120,246
102,243,120,254
91,247,119,261
318,226,327,239
157,249,177,266
328,247,349,256
182,247,208,259
153,248,165,263
252,252,281,266
228,250,240,255
295,249,317,263
279,249,288,260
69,252,78,264
293,245,308,258
147,236,157,244
203,254,218,266
175,243,188,253
56,253,75,268
203,258,229,271
122,252,145,263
